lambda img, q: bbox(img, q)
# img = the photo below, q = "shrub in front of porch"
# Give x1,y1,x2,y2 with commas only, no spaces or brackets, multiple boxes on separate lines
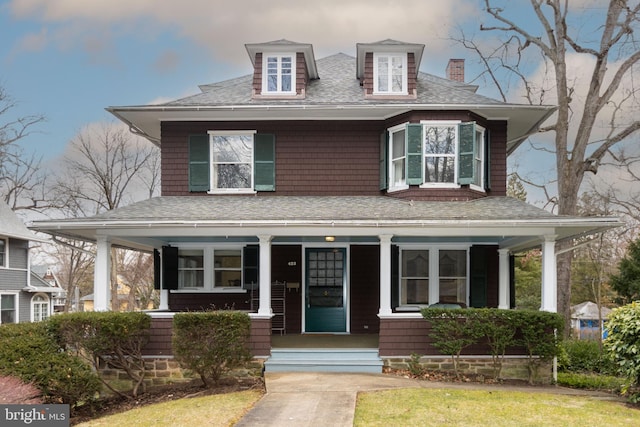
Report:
172,311,252,387
48,311,151,398
421,308,563,384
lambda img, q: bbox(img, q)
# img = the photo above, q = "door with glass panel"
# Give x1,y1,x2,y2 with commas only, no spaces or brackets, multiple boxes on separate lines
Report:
305,248,347,333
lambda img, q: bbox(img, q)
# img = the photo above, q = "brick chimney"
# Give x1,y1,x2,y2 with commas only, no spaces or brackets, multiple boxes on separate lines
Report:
446,59,465,82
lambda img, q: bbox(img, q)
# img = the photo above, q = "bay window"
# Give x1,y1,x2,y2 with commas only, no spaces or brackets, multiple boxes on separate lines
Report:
382,121,487,191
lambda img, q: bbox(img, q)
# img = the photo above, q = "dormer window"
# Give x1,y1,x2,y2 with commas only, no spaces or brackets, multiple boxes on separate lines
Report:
263,54,296,95
374,53,407,95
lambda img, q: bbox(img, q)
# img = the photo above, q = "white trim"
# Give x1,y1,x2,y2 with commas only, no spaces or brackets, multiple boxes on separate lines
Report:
173,243,245,292
419,120,461,188
207,131,257,194
469,124,486,192
387,123,409,192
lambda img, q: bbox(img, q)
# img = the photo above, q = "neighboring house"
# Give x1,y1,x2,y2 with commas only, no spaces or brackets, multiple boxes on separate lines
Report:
570,301,612,340
31,40,620,369
31,265,67,313
0,201,61,323
80,274,154,312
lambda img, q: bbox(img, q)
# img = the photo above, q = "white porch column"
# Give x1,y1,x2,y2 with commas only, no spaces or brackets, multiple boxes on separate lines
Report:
159,290,169,311
258,235,272,317
541,235,557,312
498,249,510,309
378,234,393,316
94,236,111,311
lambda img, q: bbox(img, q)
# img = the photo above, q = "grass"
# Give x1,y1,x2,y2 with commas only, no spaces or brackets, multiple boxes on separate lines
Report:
354,388,639,427
557,371,626,392
75,389,262,427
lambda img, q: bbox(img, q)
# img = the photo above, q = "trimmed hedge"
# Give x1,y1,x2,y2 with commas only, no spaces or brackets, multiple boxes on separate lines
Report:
422,308,563,383
49,311,151,398
173,311,252,387
0,322,100,408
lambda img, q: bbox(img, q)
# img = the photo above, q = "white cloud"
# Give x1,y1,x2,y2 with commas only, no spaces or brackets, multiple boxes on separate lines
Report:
7,0,478,64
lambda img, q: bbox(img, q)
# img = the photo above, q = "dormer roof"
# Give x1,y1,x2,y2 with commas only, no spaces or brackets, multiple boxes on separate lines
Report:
245,39,319,80
356,39,425,80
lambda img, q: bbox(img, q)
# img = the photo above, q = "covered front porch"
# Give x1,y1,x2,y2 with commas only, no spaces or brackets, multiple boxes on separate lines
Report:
30,196,621,373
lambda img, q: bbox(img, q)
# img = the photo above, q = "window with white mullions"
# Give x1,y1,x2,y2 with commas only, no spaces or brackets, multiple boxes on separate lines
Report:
264,55,295,94
374,53,407,94
389,125,407,190
424,124,457,184
0,238,6,267
0,294,16,324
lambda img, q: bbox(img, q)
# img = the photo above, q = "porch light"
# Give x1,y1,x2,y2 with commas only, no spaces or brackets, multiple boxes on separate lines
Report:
325,236,335,242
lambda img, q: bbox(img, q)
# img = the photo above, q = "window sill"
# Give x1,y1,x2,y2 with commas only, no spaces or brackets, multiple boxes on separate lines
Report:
387,184,409,193
469,184,486,193
395,305,426,312
419,183,461,189
171,288,247,294
207,189,256,195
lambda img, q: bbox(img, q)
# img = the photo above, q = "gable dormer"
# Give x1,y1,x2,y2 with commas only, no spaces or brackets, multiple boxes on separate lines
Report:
245,40,319,100
356,39,424,99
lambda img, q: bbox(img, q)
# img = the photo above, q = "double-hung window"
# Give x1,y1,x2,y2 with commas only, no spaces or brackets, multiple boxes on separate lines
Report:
263,54,295,95
424,123,458,184
210,131,255,192
177,247,243,291
189,132,275,193
0,293,17,324
0,238,6,267
374,53,407,95
388,124,407,190
398,247,468,308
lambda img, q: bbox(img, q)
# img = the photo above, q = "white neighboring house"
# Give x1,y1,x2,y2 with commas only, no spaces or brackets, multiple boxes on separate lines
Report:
570,301,612,340
0,200,62,323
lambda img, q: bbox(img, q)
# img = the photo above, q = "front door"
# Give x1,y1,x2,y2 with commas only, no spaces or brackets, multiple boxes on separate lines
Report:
305,248,347,332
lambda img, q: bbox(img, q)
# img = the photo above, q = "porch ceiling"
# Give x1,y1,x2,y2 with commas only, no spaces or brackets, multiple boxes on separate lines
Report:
29,196,621,253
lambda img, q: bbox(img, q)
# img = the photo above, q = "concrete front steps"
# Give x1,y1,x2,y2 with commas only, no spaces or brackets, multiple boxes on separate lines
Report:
264,348,383,374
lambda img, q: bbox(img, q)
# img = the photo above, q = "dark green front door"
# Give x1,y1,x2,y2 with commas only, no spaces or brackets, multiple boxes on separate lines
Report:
305,248,347,332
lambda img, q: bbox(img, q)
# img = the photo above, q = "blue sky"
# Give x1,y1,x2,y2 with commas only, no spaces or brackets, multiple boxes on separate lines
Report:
1,0,624,207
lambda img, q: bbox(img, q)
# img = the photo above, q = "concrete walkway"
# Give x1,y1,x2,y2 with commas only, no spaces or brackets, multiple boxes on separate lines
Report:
234,372,623,427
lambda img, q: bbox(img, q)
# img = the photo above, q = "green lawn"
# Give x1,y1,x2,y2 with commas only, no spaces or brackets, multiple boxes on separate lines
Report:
354,388,639,427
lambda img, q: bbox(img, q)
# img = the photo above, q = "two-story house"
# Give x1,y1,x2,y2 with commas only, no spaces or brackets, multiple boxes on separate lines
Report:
0,200,62,323
31,40,619,373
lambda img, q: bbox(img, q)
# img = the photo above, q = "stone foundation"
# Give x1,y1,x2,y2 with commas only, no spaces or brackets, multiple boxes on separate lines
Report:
383,355,553,384
98,357,195,392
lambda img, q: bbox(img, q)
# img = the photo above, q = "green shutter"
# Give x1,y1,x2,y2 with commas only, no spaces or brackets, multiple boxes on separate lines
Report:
380,132,388,190
469,245,487,308
162,246,179,291
188,135,209,192
254,134,275,191
458,122,475,185
406,124,423,185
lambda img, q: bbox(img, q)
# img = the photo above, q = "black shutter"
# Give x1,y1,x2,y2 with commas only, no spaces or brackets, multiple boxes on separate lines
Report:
509,254,515,309
469,245,488,308
153,249,161,290
188,134,209,192
162,246,179,290
243,245,259,288
391,245,400,309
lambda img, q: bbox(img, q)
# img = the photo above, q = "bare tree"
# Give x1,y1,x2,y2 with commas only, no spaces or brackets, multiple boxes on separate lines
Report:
0,85,49,210
52,122,160,310
460,0,640,333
